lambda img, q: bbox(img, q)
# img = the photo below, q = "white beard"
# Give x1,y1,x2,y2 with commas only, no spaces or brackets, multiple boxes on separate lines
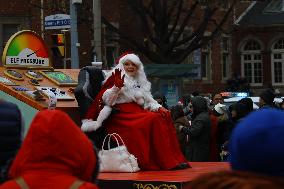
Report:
103,62,160,111
120,76,146,105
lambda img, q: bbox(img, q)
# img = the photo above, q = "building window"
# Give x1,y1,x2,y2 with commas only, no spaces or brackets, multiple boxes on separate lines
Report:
199,0,209,6
271,38,284,85
182,29,194,64
103,23,119,69
183,52,194,64
168,26,193,64
220,1,230,10
201,42,211,80
264,0,284,13
243,40,261,51
1,24,20,57
221,37,231,79
105,46,117,68
241,40,262,86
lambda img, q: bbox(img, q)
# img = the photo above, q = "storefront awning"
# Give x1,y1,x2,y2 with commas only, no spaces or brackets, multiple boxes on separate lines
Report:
144,63,200,78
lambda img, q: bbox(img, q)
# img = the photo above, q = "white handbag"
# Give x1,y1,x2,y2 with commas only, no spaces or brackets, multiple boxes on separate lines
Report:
98,133,140,172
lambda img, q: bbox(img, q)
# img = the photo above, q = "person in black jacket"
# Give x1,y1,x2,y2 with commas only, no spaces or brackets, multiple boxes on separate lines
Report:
153,91,169,110
0,100,23,183
179,96,211,161
259,89,276,108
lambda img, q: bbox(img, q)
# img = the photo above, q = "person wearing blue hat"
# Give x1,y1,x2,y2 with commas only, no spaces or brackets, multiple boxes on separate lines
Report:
229,108,284,176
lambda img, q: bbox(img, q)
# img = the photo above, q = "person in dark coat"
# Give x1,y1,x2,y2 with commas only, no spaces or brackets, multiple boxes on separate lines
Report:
221,102,249,161
238,97,254,113
170,104,191,159
179,96,211,161
0,100,23,183
259,89,275,108
210,93,224,109
153,91,169,110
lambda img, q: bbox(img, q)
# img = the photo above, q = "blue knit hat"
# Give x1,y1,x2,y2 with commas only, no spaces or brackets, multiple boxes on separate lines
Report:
229,108,284,176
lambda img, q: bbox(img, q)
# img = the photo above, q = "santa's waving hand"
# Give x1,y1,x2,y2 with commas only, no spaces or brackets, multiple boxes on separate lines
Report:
113,68,125,89
81,69,125,132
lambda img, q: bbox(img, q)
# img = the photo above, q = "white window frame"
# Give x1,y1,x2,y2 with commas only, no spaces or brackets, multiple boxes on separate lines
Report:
221,36,231,80
241,40,263,86
201,42,211,80
271,38,284,86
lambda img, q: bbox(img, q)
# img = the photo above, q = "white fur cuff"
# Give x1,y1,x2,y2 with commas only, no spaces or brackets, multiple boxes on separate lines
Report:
81,119,102,132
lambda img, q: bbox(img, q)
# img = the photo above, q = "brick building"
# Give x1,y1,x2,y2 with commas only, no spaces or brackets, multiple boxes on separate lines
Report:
232,0,284,95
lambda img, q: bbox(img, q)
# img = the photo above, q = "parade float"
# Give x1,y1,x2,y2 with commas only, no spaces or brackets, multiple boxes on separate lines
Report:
0,30,229,189
0,30,80,130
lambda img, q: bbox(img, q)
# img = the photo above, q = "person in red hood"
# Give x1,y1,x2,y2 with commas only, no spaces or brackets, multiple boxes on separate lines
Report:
0,110,99,189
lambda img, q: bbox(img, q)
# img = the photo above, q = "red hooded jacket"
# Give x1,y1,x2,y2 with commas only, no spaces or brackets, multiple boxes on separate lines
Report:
0,110,99,189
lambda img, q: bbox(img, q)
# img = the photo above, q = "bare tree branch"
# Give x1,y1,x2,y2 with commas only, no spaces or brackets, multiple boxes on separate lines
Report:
102,0,236,64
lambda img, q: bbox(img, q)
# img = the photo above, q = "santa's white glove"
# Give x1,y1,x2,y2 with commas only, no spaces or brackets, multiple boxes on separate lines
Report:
81,119,102,132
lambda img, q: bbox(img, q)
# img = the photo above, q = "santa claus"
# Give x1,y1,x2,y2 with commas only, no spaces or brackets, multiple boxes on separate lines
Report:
81,52,189,170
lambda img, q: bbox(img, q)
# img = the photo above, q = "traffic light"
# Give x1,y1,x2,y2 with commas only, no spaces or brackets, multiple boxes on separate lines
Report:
51,34,65,57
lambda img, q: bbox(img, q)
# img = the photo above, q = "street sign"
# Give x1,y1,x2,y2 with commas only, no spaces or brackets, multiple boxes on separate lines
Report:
45,14,71,30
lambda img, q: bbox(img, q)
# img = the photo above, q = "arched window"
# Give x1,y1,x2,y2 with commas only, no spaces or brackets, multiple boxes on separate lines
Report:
221,36,231,80
271,38,284,85
241,40,262,86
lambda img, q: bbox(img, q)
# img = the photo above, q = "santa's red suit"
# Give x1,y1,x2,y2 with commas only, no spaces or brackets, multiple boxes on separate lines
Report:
82,53,188,170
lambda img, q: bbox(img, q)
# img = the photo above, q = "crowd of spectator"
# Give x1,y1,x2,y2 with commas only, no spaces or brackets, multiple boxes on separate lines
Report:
1,86,284,188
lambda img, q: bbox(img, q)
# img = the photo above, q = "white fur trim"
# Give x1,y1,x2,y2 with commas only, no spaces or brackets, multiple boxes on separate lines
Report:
81,119,101,132
118,54,142,66
81,106,113,132
144,94,162,111
96,106,112,125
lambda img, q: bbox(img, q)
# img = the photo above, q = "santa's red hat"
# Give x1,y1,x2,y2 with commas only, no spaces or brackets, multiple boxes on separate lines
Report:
116,52,142,67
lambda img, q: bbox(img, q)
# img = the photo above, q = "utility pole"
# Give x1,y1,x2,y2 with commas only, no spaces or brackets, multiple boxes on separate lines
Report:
41,0,44,39
70,0,81,69
93,0,102,62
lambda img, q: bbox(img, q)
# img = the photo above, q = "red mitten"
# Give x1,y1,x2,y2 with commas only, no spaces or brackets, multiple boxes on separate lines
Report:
158,107,168,116
112,68,125,89
158,107,172,122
